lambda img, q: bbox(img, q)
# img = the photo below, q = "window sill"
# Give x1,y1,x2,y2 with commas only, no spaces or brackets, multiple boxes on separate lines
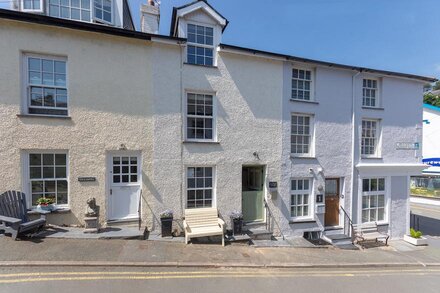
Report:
290,155,317,159
17,114,72,120
289,218,315,224
183,140,220,144
290,99,319,105
183,62,218,69
362,106,384,110
27,207,71,215
361,156,383,160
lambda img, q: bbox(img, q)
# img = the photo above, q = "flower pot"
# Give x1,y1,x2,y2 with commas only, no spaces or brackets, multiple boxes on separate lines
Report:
404,234,428,246
37,204,55,211
231,218,243,235
161,217,173,237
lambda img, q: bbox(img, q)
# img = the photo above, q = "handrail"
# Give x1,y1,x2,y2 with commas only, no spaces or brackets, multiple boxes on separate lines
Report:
263,198,285,240
340,206,355,243
138,189,142,231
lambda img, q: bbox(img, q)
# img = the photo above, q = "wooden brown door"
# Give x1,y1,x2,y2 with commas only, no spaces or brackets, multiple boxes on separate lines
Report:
325,178,340,227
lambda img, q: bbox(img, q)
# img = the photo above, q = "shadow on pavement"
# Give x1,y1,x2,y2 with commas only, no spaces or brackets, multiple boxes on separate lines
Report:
411,214,440,236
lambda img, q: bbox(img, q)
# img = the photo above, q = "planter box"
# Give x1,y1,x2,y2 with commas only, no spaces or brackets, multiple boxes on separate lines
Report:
161,217,173,237
404,234,428,246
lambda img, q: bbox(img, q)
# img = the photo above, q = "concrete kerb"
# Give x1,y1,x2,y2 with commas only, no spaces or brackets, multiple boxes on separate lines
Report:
0,261,439,269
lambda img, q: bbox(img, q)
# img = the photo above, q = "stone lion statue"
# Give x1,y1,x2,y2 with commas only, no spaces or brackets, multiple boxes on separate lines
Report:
85,197,100,217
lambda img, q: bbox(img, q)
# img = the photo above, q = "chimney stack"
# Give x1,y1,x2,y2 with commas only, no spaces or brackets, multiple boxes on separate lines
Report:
141,0,160,34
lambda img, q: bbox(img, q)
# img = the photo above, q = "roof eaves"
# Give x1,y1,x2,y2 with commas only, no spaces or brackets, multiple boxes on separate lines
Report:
0,9,185,43
219,43,437,83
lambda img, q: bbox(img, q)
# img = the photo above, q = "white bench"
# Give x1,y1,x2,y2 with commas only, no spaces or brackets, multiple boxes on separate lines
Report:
353,222,389,245
183,208,225,246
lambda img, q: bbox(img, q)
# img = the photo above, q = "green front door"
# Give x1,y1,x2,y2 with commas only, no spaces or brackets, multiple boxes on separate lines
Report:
242,166,264,222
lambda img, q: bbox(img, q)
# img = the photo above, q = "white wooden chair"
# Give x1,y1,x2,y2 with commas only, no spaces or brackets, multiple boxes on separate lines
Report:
183,208,225,246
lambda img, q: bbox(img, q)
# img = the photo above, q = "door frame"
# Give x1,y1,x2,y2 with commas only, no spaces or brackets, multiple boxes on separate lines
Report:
241,164,266,224
324,177,344,228
106,150,142,221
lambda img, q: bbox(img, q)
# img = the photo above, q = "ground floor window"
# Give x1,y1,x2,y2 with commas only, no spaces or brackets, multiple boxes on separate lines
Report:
362,178,385,223
28,152,68,206
187,167,213,208
291,178,311,218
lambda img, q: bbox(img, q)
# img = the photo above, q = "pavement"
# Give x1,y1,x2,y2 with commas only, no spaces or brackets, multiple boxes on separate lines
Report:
1,235,440,269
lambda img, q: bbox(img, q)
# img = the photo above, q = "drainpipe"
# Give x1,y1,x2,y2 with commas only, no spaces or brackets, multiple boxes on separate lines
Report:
179,41,185,216
350,70,361,223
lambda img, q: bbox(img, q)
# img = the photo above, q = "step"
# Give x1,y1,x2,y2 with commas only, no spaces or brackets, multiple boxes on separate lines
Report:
321,233,352,245
244,228,273,240
106,218,140,228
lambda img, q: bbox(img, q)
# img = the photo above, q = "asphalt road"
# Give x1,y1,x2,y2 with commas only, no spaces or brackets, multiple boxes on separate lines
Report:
410,201,440,237
0,266,439,293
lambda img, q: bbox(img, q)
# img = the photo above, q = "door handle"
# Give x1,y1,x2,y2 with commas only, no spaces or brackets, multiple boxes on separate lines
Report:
110,189,112,195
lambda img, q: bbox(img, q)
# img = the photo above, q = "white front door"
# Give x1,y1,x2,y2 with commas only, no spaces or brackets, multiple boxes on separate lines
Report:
108,153,141,221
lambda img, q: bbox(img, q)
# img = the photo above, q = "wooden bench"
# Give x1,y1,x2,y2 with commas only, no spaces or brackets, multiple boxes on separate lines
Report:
353,222,389,245
183,208,225,246
0,191,46,240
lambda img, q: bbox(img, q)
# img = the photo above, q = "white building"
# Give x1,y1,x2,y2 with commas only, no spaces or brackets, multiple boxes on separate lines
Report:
0,0,435,242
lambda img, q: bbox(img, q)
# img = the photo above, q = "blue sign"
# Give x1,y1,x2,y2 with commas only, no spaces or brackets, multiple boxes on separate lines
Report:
422,158,440,167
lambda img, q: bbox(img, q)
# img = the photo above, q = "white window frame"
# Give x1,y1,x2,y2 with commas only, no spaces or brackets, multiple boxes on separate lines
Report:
47,0,92,22
186,21,215,66
22,53,69,117
291,113,314,157
185,166,216,209
360,177,388,224
94,0,113,25
291,67,314,101
22,150,70,208
21,0,44,12
290,178,313,221
362,78,380,108
361,119,381,158
184,91,217,142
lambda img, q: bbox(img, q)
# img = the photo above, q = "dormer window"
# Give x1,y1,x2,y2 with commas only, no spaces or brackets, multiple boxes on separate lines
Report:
22,0,43,12
187,23,214,66
48,0,92,22
94,0,112,23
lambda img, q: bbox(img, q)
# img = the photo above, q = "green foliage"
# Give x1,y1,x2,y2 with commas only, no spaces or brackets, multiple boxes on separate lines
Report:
36,197,54,206
433,81,440,91
423,93,440,107
410,228,423,239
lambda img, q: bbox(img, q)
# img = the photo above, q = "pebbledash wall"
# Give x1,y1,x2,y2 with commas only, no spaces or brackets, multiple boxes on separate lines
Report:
0,18,155,226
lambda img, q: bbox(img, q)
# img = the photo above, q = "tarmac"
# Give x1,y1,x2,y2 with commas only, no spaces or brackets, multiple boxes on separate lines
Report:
1,234,440,269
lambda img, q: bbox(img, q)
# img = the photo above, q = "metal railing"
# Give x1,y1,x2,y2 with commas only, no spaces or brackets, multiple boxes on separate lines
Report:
340,206,355,243
263,198,285,240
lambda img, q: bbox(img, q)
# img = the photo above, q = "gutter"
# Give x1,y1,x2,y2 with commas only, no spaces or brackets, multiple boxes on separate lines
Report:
219,44,437,83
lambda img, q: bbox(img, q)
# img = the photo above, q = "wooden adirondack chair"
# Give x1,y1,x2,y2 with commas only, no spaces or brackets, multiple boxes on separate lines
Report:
0,191,46,240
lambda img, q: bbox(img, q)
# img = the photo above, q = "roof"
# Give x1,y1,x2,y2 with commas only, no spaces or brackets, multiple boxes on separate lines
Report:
0,8,184,43
219,44,437,83
424,103,440,112
170,0,229,37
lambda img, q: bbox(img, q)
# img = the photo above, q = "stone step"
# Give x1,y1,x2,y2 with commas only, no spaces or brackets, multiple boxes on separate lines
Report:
244,228,273,240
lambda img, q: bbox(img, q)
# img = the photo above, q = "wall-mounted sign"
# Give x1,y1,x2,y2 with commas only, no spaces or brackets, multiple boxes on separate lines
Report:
396,142,419,150
422,158,440,167
316,194,323,203
78,177,97,182
268,182,277,188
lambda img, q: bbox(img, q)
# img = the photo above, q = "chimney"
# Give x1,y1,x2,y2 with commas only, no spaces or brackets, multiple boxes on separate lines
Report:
141,0,160,34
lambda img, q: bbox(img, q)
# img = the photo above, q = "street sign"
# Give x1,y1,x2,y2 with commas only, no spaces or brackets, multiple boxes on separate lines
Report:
396,142,419,150
422,158,440,167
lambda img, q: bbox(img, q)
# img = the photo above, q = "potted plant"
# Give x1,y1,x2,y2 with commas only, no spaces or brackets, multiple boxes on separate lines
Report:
36,197,55,211
230,211,243,235
404,228,428,246
160,209,173,237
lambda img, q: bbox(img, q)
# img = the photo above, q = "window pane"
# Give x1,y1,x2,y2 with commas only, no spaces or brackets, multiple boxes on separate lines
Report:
378,178,385,191
29,71,41,85
30,167,42,179
55,154,66,165
363,179,370,192
30,153,41,166
55,167,66,178
32,181,43,193
57,193,68,205
29,58,40,71
44,88,56,107
45,180,56,192
57,180,68,192
43,154,54,165
43,167,54,178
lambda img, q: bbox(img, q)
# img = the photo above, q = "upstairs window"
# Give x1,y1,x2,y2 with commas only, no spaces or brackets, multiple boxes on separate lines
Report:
22,0,43,11
291,114,313,156
24,54,68,116
292,68,313,101
363,79,379,107
186,93,214,140
94,0,112,23
48,0,92,22
187,23,214,66
361,119,380,157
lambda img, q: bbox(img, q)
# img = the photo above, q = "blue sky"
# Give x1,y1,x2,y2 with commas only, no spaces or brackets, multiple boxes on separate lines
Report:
2,0,439,79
